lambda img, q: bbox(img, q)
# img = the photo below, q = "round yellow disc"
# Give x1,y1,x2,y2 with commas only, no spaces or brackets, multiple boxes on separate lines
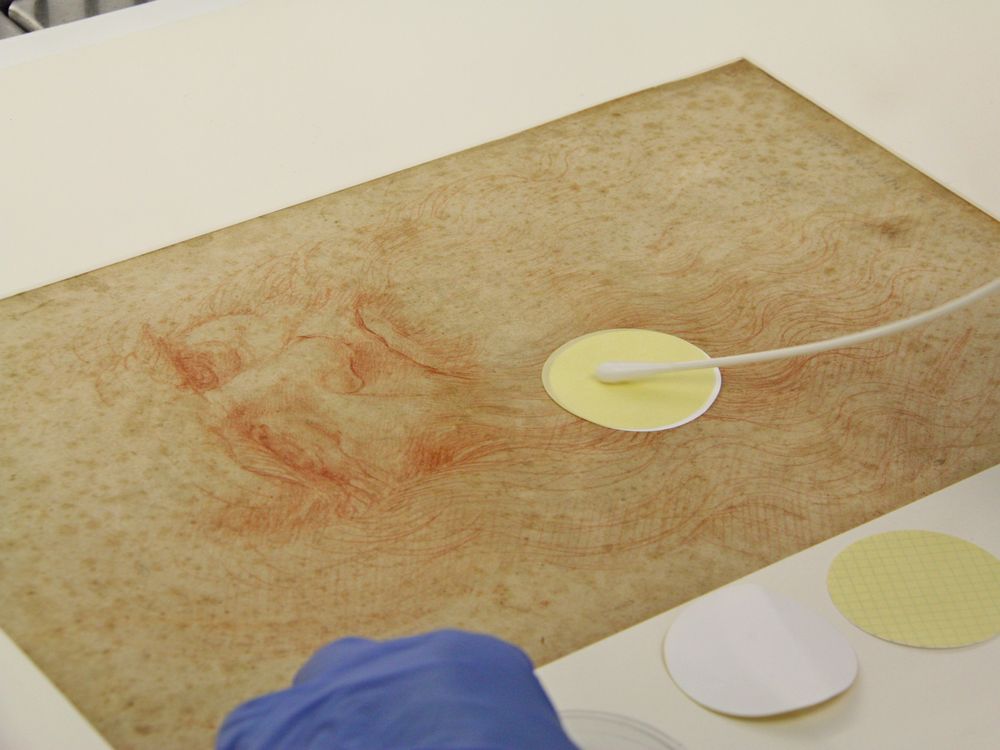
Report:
827,530,1000,648
541,329,721,431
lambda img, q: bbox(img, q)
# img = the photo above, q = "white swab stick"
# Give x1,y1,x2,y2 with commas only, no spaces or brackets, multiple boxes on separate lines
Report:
595,276,1000,384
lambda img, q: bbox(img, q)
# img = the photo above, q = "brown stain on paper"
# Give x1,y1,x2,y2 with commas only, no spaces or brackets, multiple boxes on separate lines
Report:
1,61,998,749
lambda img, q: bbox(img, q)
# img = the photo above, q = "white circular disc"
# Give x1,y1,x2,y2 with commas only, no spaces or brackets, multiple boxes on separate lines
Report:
664,583,858,717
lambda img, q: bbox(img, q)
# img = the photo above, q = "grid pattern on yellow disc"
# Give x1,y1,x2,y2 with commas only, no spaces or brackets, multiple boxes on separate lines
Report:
827,530,1000,648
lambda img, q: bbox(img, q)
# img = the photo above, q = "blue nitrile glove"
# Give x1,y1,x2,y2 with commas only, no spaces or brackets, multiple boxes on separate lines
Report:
217,629,579,750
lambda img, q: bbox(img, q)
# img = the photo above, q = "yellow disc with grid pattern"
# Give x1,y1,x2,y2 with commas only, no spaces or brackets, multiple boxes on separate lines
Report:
827,530,1000,648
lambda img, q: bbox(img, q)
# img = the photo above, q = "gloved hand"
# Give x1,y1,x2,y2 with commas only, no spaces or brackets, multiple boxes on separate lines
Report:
217,629,579,750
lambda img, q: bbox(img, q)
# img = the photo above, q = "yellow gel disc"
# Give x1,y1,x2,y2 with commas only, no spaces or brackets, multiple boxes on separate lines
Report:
827,530,1000,648
541,329,721,431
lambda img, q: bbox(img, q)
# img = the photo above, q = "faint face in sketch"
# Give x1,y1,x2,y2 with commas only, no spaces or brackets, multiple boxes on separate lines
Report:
147,268,474,531
138,252,506,544
126,167,671,559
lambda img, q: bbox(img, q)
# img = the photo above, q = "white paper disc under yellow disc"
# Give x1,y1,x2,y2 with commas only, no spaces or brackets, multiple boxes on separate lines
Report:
541,329,721,431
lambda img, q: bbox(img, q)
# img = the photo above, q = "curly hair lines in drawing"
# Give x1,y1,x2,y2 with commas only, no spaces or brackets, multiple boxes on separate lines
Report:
74,164,680,556
78,151,977,567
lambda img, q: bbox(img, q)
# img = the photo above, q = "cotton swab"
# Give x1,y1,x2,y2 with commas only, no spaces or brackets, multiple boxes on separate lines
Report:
594,276,1000,384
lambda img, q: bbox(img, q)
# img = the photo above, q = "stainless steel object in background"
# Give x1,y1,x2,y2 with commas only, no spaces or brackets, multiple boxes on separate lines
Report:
8,0,154,32
0,13,24,37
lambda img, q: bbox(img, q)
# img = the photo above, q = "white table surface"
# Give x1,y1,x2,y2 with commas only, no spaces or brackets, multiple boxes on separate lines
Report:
2,0,999,301
538,464,1000,750
0,1,997,747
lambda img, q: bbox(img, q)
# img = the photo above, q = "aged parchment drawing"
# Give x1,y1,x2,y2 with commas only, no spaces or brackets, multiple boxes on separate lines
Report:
2,62,997,748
